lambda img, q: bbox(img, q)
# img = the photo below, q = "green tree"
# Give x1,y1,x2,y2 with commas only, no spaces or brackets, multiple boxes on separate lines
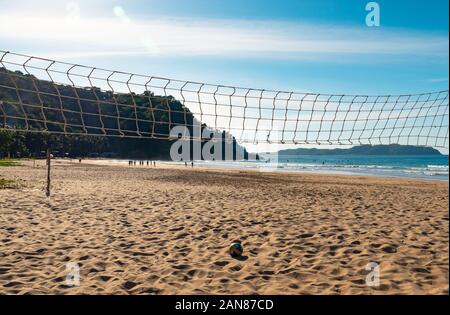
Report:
0,130,15,158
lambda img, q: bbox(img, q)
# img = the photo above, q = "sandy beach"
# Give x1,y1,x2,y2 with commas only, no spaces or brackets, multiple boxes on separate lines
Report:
0,160,448,294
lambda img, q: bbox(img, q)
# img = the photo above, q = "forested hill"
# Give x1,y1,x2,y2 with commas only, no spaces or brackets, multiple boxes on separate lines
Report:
278,144,443,156
0,67,253,160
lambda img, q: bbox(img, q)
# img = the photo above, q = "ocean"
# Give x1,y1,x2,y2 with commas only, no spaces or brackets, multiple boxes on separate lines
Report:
190,155,449,181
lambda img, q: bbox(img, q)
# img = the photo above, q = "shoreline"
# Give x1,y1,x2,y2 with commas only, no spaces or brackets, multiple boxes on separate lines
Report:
47,158,450,183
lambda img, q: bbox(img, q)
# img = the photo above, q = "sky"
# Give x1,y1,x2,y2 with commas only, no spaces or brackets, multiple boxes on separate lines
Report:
0,0,448,153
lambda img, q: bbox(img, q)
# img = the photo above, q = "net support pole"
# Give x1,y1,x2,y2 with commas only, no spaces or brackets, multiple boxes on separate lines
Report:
46,148,51,197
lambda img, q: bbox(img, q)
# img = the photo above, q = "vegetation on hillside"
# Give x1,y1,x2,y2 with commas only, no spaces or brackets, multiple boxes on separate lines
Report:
278,144,443,156
0,67,251,160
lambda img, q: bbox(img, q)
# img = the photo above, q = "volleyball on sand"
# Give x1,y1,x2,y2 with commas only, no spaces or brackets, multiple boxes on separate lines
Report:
229,242,244,258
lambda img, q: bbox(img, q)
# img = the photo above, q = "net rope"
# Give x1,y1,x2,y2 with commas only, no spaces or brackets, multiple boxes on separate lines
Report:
0,50,448,148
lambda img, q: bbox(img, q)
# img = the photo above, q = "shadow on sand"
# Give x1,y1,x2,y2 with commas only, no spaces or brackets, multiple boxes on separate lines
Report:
233,255,248,261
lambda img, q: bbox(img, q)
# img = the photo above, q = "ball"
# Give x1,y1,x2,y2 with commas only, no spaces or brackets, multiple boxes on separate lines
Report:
229,242,243,257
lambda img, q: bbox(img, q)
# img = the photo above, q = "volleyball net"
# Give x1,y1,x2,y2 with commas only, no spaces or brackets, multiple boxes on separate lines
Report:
0,50,448,149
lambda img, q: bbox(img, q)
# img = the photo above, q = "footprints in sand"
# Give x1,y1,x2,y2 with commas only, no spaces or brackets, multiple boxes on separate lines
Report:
213,261,229,267
98,275,113,282
168,226,184,232
172,264,191,270
122,281,138,290
381,245,398,254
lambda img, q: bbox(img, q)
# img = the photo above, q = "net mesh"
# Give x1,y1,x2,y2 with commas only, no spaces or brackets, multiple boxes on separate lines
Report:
0,50,448,148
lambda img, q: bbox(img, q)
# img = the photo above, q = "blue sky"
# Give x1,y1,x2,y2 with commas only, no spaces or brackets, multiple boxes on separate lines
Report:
0,0,448,152
0,0,447,94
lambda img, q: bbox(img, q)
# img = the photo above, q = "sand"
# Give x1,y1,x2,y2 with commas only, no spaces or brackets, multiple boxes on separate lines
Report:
0,159,448,295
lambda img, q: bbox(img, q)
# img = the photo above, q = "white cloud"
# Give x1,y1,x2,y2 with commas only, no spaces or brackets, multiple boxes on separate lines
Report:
425,77,449,83
0,9,448,61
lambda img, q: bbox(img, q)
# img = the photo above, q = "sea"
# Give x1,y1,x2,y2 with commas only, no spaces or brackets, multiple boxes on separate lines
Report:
188,155,449,181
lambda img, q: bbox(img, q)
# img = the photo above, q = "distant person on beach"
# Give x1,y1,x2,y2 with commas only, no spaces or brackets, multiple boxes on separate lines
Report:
78,158,82,163
153,161,156,167
146,161,149,166
191,161,194,168
185,162,187,167
133,161,136,166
